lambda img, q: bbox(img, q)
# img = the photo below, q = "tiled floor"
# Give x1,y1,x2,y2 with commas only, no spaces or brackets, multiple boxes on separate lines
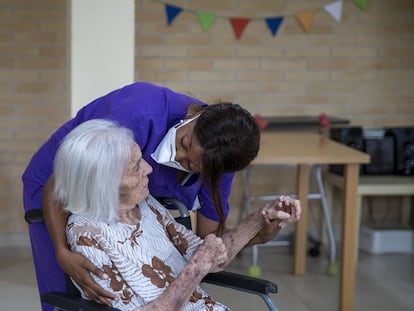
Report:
1,244,413,311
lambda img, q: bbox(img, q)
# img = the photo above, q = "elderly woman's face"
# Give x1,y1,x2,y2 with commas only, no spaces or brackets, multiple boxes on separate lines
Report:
119,143,152,207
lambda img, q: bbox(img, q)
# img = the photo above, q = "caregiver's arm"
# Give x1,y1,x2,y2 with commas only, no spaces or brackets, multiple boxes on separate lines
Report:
42,175,117,305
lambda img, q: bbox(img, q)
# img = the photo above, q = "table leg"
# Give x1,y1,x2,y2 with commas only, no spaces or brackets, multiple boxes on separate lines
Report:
401,196,411,226
294,164,310,275
354,195,362,262
340,163,359,311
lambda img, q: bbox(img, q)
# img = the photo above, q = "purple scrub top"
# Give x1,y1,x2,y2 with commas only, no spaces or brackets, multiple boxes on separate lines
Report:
22,82,233,221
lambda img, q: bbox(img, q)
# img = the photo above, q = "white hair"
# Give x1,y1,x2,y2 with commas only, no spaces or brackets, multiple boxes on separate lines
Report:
54,119,135,223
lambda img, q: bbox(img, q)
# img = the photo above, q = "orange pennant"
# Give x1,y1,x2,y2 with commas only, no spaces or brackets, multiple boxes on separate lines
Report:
295,10,315,32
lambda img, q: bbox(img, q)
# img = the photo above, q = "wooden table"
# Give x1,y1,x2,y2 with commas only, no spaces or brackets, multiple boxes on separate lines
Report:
253,131,370,311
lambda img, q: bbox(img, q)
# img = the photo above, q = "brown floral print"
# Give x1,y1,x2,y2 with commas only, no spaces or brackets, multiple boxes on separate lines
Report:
118,223,142,247
148,202,163,224
166,223,188,255
102,263,133,305
67,199,230,310
142,256,175,288
148,201,189,255
189,289,217,310
77,236,104,251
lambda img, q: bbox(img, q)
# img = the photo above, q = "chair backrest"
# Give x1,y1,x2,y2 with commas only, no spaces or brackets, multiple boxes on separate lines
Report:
156,197,192,230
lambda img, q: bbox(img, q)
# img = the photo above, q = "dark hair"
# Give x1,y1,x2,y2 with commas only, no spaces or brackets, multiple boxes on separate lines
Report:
194,103,260,234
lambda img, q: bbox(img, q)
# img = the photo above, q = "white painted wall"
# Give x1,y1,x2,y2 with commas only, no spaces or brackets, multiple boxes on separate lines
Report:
69,0,135,116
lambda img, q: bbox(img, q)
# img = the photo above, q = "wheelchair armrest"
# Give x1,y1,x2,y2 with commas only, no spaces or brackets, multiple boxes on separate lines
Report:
24,208,44,223
202,271,277,295
42,274,276,311
42,292,121,311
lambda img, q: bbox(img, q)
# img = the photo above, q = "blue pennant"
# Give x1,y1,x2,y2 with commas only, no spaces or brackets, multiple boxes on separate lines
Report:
265,17,284,36
165,4,183,26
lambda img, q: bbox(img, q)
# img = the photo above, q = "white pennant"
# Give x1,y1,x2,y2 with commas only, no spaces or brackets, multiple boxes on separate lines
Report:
324,0,343,22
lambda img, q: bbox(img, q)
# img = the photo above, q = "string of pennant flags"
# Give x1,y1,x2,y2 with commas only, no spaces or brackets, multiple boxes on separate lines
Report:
154,0,367,40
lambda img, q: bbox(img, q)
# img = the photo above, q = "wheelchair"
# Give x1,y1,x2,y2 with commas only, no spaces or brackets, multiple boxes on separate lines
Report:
25,198,279,311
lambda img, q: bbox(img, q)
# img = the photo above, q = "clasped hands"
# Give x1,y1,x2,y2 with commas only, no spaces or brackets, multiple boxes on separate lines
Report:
257,195,301,244
199,195,301,272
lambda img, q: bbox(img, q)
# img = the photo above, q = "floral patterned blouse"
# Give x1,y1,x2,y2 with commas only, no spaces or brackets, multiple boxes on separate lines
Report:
66,195,230,311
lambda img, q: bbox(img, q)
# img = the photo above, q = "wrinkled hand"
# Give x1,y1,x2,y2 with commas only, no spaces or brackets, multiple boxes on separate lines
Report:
256,195,301,244
57,248,117,306
264,195,301,228
196,234,228,273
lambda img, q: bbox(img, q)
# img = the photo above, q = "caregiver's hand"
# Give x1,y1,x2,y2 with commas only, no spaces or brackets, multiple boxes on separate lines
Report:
57,249,117,306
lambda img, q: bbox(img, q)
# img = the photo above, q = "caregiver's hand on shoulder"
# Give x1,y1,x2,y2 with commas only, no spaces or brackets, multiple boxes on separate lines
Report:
57,248,117,306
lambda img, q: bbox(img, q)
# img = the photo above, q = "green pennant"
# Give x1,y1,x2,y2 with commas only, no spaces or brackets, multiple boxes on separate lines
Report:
353,0,368,10
196,11,217,32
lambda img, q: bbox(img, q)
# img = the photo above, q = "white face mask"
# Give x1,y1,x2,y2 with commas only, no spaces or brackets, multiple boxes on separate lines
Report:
151,115,200,172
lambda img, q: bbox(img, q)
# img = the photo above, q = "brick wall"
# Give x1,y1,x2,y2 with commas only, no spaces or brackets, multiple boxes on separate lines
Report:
0,0,68,234
134,0,414,226
135,0,414,127
1,0,414,235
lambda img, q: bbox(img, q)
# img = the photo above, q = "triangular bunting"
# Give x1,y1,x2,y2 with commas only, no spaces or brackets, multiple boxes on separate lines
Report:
324,1,343,22
196,11,217,32
165,4,183,26
353,0,368,10
265,17,284,37
156,1,368,39
295,10,315,32
230,17,250,40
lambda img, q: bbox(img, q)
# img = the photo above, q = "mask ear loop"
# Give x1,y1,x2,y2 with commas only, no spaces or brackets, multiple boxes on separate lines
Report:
174,113,202,129
172,113,203,173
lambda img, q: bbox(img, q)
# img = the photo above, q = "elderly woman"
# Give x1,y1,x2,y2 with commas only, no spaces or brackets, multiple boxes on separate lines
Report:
53,119,300,311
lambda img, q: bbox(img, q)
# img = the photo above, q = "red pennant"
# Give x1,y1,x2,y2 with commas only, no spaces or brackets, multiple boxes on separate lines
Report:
230,18,250,40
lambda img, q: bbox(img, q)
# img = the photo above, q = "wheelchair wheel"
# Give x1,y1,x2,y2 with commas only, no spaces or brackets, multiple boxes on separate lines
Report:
308,244,321,257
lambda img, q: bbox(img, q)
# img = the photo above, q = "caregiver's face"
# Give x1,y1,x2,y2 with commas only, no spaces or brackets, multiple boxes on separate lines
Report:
175,118,204,173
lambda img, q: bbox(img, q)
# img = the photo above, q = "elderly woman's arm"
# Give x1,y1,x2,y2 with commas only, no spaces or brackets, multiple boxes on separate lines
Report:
213,196,301,272
136,234,227,311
